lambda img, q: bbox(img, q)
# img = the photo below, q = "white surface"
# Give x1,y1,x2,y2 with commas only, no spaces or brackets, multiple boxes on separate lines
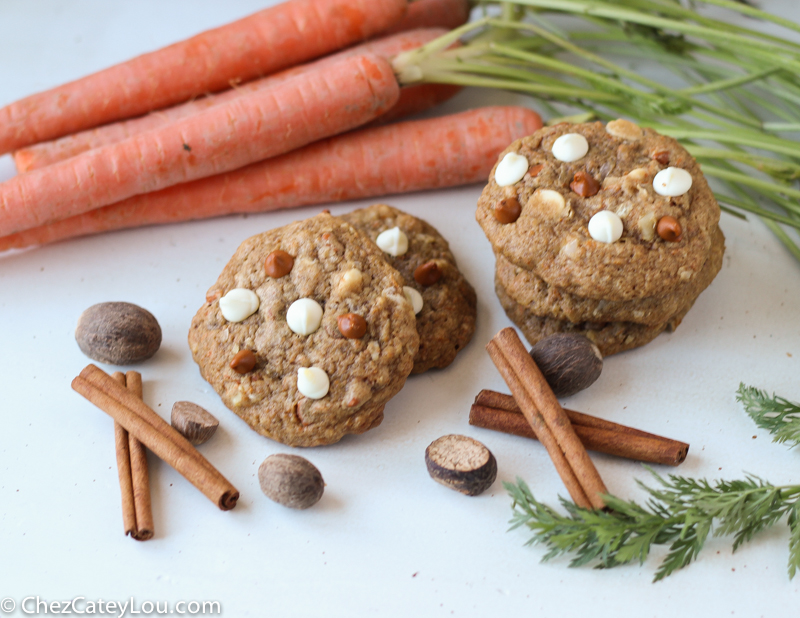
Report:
1,2,799,617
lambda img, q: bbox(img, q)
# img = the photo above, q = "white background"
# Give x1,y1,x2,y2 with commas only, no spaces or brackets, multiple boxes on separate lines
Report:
1,1,799,616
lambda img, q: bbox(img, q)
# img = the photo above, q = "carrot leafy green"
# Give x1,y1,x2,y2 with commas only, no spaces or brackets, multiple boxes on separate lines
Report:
504,385,800,581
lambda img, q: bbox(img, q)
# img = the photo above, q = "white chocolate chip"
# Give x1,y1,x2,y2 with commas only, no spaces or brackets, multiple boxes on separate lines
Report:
551,133,589,162
653,167,693,197
606,119,643,141
219,288,260,323
297,367,330,399
588,211,624,243
403,286,423,315
494,152,529,187
286,298,323,335
376,227,409,257
338,268,363,294
529,189,569,220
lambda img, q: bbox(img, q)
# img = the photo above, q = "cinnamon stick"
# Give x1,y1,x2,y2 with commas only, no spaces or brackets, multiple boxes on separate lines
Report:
470,390,689,466
125,371,155,540
73,364,238,510
111,372,137,538
486,328,607,509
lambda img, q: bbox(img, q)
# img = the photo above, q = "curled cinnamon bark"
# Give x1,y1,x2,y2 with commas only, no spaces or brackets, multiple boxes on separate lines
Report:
111,372,137,538
470,390,688,466
486,328,608,509
74,364,238,511
111,371,154,540
125,371,155,539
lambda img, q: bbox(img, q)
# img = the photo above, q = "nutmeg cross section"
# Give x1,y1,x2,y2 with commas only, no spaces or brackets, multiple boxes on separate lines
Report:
486,328,608,509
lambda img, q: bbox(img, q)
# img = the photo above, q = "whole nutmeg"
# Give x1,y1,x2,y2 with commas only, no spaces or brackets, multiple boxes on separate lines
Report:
75,302,161,365
258,454,324,509
529,333,603,398
171,401,219,445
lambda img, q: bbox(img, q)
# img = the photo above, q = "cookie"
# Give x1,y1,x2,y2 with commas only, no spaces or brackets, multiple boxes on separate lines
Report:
495,226,725,326
494,280,691,356
188,212,419,447
341,204,477,373
477,120,721,300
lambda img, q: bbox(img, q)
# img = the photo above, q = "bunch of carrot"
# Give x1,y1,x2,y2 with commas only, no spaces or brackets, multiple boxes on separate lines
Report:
0,0,542,251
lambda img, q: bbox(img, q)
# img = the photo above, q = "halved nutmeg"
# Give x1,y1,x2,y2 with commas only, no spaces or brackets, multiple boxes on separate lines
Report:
338,313,367,339
265,250,294,278
414,260,441,286
425,434,497,496
657,216,682,242
570,170,600,198
493,197,521,224
230,349,257,374
171,401,219,445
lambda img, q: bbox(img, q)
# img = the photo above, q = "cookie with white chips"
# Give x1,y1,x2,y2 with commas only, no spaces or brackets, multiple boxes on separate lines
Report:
188,212,419,447
341,204,477,373
476,120,721,301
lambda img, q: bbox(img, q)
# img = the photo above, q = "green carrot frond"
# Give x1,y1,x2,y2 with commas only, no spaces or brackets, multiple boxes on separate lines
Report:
737,384,800,447
507,467,800,582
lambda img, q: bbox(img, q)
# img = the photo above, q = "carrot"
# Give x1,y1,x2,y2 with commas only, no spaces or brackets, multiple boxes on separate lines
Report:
0,107,543,251
386,0,471,34
0,53,400,238
374,83,462,125
0,0,407,155
14,29,455,173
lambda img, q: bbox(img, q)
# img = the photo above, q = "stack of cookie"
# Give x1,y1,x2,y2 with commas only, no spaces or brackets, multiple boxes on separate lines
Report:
477,120,724,356
189,206,476,447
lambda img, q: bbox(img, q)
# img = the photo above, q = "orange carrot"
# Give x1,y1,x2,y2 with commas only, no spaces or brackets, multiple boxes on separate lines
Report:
0,107,543,251
386,0,471,34
0,53,399,237
375,84,462,125
14,29,455,173
0,0,407,154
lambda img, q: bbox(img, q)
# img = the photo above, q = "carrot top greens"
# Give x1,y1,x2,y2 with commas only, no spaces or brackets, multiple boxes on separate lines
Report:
503,386,800,582
394,0,800,261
